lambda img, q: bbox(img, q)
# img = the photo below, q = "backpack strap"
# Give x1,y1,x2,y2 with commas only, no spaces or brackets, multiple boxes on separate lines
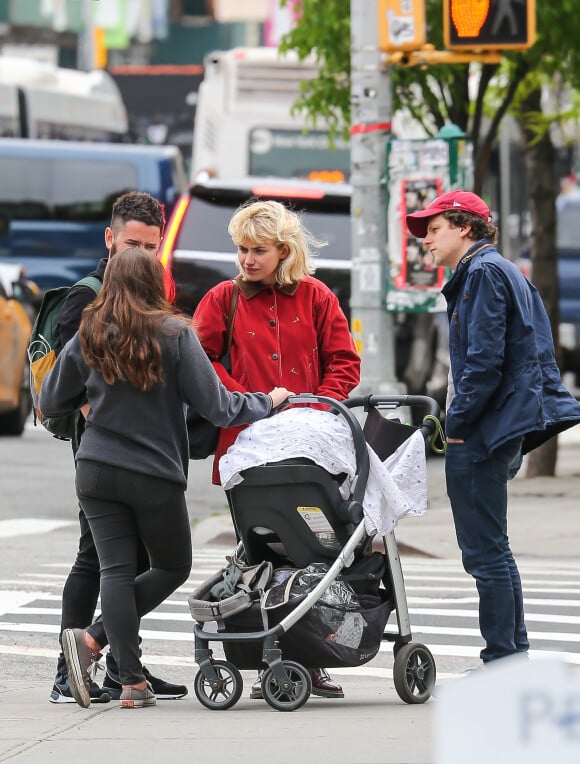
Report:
224,279,239,354
74,275,102,295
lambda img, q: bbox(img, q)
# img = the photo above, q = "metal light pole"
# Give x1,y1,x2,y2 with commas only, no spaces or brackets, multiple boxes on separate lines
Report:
77,0,96,71
349,0,402,394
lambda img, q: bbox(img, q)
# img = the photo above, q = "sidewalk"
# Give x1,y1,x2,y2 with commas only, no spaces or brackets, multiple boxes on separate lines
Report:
191,427,580,560
2,435,578,764
0,676,433,764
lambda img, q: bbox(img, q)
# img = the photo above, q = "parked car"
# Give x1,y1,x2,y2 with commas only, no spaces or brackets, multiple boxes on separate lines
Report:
0,269,33,435
158,177,449,407
0,139,188,292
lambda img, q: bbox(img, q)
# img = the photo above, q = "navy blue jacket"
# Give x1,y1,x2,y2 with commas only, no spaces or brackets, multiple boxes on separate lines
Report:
442,240,580,460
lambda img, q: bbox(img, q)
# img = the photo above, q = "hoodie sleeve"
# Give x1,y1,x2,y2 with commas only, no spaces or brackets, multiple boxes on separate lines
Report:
38,335,88,417
177,327,272,426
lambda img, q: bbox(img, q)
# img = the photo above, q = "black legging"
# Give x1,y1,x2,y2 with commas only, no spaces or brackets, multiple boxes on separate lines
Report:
57,507,151,676
76,460,192,686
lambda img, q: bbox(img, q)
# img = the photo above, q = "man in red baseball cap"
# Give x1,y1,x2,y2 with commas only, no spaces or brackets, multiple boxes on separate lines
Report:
406,188,580,671
406,190,493,265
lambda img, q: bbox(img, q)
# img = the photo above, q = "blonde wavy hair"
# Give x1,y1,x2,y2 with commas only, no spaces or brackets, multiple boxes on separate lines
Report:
227,200,326,286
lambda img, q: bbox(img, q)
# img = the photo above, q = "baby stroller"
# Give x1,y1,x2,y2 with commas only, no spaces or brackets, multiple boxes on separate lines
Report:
189,394,441,712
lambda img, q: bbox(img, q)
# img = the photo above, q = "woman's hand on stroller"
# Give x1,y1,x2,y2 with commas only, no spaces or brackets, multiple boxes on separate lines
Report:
268,387,295,410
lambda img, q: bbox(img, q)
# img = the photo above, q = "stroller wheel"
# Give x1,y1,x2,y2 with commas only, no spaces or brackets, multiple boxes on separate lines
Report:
393,642,436,704
194,660,243,710
261,661,311,712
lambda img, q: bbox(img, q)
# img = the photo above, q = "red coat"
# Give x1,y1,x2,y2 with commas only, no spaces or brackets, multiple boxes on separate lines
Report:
193,275,361,483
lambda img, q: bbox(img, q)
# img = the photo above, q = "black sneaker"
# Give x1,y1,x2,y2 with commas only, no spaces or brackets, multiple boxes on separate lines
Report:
103,662,187,700
142,666,188,699
49,673,111,704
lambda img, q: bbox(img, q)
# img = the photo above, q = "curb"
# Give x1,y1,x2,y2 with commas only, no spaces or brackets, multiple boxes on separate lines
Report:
194,514,436,559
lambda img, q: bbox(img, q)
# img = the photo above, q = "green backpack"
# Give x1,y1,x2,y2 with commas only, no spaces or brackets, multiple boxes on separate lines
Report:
28,275,101,441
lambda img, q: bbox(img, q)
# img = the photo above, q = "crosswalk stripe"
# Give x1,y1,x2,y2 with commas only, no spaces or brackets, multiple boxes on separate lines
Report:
2,554,580,681
409,608,580,625
408,625,580,643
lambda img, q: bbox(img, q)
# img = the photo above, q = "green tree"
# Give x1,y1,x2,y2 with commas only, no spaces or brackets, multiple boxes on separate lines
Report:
281,0,580,477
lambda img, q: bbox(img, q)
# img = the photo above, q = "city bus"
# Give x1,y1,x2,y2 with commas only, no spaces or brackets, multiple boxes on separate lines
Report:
0,56,128,141
191,47,350,182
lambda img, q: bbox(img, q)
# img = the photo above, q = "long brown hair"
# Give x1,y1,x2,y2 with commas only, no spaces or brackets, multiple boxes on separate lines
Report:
79,248,188,391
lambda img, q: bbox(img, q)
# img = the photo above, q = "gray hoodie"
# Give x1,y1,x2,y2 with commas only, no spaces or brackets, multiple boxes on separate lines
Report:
39,317,272,487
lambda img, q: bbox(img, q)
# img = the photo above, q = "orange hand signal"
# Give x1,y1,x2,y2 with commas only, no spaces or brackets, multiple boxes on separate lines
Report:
451,0,490,37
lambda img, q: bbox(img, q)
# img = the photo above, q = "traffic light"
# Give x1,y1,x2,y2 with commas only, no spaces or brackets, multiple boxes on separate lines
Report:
444,0,536,51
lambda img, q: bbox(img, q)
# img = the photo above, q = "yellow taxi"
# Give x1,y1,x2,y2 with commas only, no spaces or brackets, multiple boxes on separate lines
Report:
0,266,35,435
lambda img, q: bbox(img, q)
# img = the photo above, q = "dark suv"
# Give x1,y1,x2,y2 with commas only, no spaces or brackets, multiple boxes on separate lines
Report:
159,177,448,404
160,178,351,317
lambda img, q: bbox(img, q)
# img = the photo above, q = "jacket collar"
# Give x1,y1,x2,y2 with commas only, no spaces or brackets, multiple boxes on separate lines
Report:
235,275,300,300
457,239,493,270
442,239,493,298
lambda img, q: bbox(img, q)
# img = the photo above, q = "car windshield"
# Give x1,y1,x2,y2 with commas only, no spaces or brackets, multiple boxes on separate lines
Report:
177,195,352,261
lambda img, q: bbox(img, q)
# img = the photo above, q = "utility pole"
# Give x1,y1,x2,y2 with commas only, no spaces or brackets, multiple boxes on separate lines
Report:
77,0,95,71
349,0,402,394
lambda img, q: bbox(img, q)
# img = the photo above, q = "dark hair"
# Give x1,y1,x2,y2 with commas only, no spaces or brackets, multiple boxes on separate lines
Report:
110,191,165,235
79,247,188,391
443,210,497,243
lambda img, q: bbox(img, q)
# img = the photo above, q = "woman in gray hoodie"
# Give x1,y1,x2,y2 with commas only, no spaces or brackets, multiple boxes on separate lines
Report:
40,247,292,709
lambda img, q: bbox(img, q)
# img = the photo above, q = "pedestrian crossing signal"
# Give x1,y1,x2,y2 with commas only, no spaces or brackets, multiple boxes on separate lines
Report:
444,0,536,51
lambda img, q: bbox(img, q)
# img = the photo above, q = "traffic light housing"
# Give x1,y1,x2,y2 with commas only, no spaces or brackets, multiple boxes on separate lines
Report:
444,0,536,51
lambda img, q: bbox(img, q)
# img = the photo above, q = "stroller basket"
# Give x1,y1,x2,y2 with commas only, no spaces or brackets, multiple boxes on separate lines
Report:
189,554,392,669
222,588,393,670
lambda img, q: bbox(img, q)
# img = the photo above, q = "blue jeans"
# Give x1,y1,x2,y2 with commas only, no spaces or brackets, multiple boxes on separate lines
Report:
445,437,529,663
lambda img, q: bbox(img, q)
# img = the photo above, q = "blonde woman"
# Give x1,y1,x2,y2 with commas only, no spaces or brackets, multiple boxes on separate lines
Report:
194,200,361,699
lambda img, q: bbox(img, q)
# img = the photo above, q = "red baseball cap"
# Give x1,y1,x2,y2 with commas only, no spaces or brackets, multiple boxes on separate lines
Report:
406,190,492,238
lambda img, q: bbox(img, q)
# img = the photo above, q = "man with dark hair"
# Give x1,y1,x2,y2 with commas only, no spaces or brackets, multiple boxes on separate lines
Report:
406,190,580,668
50,191,187,703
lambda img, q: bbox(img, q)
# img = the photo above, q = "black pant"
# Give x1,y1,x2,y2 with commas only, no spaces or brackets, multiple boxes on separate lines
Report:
57,507,151,676
57,425,154,677
75,460,191,685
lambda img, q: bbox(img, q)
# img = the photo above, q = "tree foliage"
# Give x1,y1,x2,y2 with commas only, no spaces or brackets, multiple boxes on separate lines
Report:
280,0,580,189
280,0,580,477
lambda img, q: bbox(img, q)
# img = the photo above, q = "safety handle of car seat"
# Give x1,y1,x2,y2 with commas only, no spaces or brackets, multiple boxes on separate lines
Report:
284,394,370,506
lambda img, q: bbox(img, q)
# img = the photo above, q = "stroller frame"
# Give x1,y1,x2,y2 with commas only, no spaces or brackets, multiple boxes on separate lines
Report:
192,393,439,712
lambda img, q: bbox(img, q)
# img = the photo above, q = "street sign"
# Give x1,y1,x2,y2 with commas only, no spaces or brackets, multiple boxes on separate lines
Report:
377,0,426,52
444,0,536,51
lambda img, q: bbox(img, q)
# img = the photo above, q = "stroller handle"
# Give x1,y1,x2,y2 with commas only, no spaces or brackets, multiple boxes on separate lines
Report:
345,394,441,440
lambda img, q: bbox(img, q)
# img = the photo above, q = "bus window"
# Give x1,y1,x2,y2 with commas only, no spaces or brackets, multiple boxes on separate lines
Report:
0,83,19,137
249,127,349,180
192,47,349,182
0,57,128,142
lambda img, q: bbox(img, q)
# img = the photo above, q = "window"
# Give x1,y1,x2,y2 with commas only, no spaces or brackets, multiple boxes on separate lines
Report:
178,194,352,263
0,158,139,222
